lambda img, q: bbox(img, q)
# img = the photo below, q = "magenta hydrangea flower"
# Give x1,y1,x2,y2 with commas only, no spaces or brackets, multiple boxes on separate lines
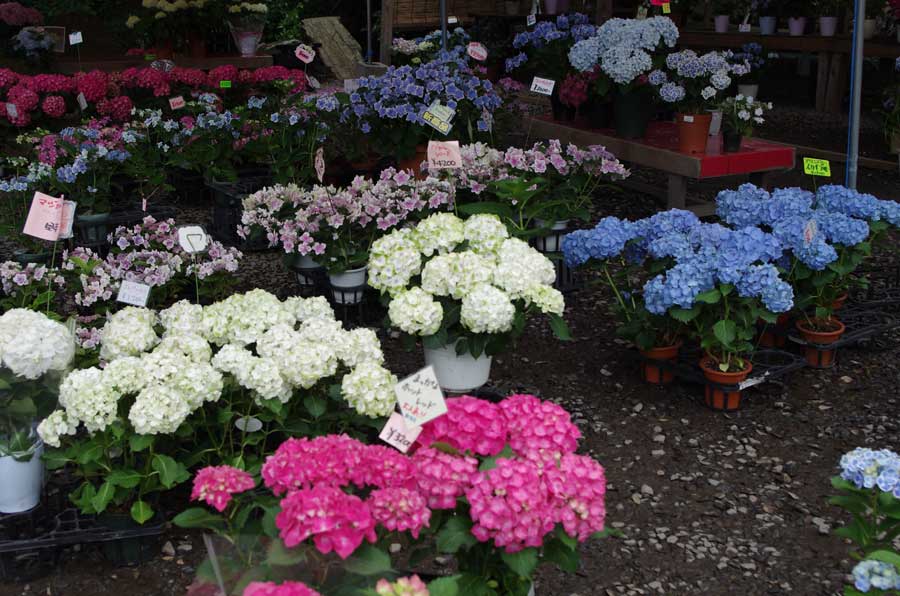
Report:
243,580,323,596
375,575,429,596
368,487,431,538
276,485,376,559
41,95,66,118
465,458,556,552
544,453,607,542
416,396,509,456
360,444,416,489
190,465,255,512
500,394,581,461
411,447,479,509
262,435,369,495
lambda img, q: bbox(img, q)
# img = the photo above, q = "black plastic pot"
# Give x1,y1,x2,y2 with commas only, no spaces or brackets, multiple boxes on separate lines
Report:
583,99,614,129
612,88,653,139
97,512,163,567
723,130,743,153
207,176,273,249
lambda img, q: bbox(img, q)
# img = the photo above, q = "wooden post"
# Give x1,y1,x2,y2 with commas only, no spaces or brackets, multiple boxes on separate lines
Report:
380,0,394,66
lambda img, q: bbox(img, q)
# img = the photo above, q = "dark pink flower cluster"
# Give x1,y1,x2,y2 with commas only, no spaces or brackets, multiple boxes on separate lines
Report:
276,485,377,559
97,96,133,121
31,74,75,94
411,446,479,509
368,487,431,538
117,67,170,96
41,95,65,118
543,453,607,541
243,581,323,596
190,465,255,512
75,70,109,102
500,393,581,461
0,68,17,89
170,67,207,88
0,2,42,26
8,84,38,110
416,396,508,456
262,435,369,495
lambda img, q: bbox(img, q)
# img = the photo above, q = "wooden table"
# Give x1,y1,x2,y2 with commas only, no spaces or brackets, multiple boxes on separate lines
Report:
526,117,797,215
677,30,900,114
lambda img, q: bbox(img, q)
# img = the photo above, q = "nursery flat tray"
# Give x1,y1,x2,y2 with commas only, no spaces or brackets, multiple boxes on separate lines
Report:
0,508,164,553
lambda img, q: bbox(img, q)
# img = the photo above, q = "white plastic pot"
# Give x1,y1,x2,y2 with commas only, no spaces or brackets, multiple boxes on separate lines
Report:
863,19,877,39
424,342,492,394
707,109,723,136
0,440,44,513
329,266,367,305
293,254,321,288
759,16,777,35
533,219,569,253
788,17,806,36
819,16,838,36
737,83,759,99
714,15,730,33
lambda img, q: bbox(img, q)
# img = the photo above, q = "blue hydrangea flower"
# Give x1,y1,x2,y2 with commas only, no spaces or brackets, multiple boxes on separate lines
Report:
852,560,900,592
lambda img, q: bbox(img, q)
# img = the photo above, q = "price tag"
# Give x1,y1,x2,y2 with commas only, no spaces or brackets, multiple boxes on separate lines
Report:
467,42,488,61
682,114,695,123
739,23,752,32
804,219,818,244
315,147,325,182
76,92,88,111
144,53,156,61
530,76,555,95
803,157,831,177
422,101,455,135
344,78,360,93
379,412,422,453
68,31,83,45
6,103,18,119
527,13,536,26
294,43,316,64
116,280,151,307
59,200,76,239
219,80,232,89
151,59,175,73
394,366,447,427
636,6,648,18
427,140,461,169
23,191,64,241
169,96,185,110
448,15,458,24
307,75,321,89
234,416,263,432
662,2,671,13
177,225,209,253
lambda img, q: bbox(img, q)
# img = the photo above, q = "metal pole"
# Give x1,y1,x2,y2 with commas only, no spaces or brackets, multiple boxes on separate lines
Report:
846,0,865,189
366,0,372,63
440,0,448,51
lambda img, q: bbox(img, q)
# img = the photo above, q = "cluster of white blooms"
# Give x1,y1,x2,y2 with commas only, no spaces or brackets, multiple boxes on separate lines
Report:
100,307,159,361
369,213,564,338
58,368,120,433
35,410,78,448
202,289,295,346
284,295,334,323
341,361,398,418
0,309,74,380
159,300,203,337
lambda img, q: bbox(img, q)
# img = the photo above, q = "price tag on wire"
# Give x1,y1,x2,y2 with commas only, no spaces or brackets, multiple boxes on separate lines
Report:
68,31,83,45
169,96,185,110
294,43,316,64
177,225,209,254
422,101,455,135
379,412,422,453
427,140,461,169
23,191,64,241
116,280,151,307
530,76,555,95
467,42,488,61
394,366,447,427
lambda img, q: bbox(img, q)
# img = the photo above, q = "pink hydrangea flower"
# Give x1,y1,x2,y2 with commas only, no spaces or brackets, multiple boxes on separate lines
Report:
368,487,431,538
500,394,581,461
375,575,429,596
416,396,508,456
360,444,415,489
41,95,66,118
465,458,556,552
262,435,369,495
97,96,134,121
75,70,109,102
190,465,255,512
0,67,17,89
0,2,43,26
411,447,478,509
243,581,322,596
7,84,38,111
32,74,74,94
276,485,376,559
544,453,606,542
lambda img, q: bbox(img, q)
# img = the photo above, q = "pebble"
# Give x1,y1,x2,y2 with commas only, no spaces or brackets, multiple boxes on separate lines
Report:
161,541,175,557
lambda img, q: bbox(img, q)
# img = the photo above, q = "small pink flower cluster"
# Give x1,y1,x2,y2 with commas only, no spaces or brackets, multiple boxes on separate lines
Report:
243,581,322,596
416,396,508,456
97,96,134,121
41,95,65,118
0,2,42,26
544,454,608,541
262,434,369,495
368,487,431,538
276,485,377,558
32,74,75,94
190,465,256,512
500,393,581,461
375,575,430,596
75,70,109,102
410,447,479,509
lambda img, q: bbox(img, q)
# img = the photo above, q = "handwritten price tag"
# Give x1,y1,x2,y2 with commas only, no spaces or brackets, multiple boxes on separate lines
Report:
169,96,185,110
6,103,18,119
395,366,447,427
315,147,325,182
294,44,316,64
116,280,151,307
527,13,536,26
427,140,461,169
177,225,209,254
59,200,76,239
467,42,488,61
530,77,556,95
379,412,422,453
739,23,752,32
68,31,83,45
803,157,831,177
23,191,64,241
76,92,88,111
803,219,818,244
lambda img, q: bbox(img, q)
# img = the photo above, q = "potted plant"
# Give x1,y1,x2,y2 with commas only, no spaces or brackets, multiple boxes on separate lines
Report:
0,309,73,513
719,94,772,152
226,2,268,57
649,50,739,153
784,0,809,35
883,59,900,155
864,0,886,38
713,0,735,32
728,42,773,98
368,213,570,393
815,0,846,35
757,0,779,34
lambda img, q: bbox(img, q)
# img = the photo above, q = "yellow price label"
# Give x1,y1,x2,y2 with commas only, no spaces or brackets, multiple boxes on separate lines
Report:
662,2,671,13
803,157,831,177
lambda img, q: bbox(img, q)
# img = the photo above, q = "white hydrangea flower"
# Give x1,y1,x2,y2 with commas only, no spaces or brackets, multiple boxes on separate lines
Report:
103,356,147,394
278,341,338,389
256,324,303,359
155,333,213,363
167,362,224,409
129,384,192,435
460,283,515,334
493,239,556,299
421,252,495,300
243,357,292,403
340,361,397,418
524,285,565,315
59,367,120,433
297,317,348,355
100,307,159,361
211,343,254,376
338,328,384,368
37,410,78,448
388,288,444,336
463,214,509,254
284,295,335,323
201,289,293,346
414,213,465,256
0,309,74,379
159,300,203,337
368,228,422,295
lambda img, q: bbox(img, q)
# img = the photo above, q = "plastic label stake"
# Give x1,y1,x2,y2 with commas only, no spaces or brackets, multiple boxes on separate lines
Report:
803,157,831,177
23,191,63,241
394,366,447,427
117,281,151,307
530,77,555,95
379,412,422,453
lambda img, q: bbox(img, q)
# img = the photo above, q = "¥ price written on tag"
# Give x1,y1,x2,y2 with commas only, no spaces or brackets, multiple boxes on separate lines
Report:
803,157,831,177
527,13,537,26
116,280,151,307
76,92,88,111
294,44,316,64
177,225,209,254
467,42,488,61
23,191,64,241
169,96,185,110
379,412,422,453
315,147,325,182
427,140,461,169
530,77,555,96
394,365,447,427
68,31,83,45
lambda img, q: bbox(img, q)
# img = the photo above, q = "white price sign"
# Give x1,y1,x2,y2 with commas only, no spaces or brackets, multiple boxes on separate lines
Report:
294,44,316,64
68,31,83,45
527,13,537,26
117,280,151,307
379,412,422,453
394,366,447,427
177,225,209,253
530,77,556,96
467,42,488,61
59,200,76,239
427,140,461,169
76,92,88,111
6,103,17,119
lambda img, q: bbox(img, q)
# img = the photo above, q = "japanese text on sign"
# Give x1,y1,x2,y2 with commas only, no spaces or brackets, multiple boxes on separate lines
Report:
23,192,63,241
169,96,185,110
467,42,488,61
68,31,83,45
803,157,831,177
379,412,422,453
427,140,462,169
530,77,556,96
294,44,315,64
394,366,447,427
117,281,151,307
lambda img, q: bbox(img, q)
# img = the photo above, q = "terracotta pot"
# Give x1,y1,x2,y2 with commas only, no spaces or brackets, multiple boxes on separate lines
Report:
758,313,790,348
639,341,682,385
676,113,713,154
832,292,849,311
796,318,846,368
397,145,428,179
700,358,753,411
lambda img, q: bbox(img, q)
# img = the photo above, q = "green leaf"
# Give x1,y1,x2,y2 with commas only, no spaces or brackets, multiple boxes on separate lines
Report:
868,550,900,569
543,538,579,572
90,481,115,514
303,395,327,419
479,445,515,472
262,505,279,538
456,574,497,596
555,525,578,549
42,449,71,470
75,442,104,465
500,547,539,578
266,540,307,566
591,528,624,540
712,319,737,346
173,507,225,531
342,544,392,576
107,469,143,489
828,495,868,515
130,500,154,524
427,576,461,596
668,307,700,323
436,516,477,553
694,289,721,304
129,434,154,452
548,313,572,341
152,453,189,488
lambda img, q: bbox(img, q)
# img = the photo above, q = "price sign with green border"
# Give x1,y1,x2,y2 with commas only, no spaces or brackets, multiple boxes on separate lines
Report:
803,157,831,177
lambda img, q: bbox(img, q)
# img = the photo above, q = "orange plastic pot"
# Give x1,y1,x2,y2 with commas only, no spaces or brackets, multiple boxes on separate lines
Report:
676,113,713,154
639,342,682,384
758,313,790,348
831,293,849,311
700,359,753,411
796,318,846,368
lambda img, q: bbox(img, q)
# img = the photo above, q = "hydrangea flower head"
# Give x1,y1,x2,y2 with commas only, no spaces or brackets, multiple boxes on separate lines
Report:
191,465,255,512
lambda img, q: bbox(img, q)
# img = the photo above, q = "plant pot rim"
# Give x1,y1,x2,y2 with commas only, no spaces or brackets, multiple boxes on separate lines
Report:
796,317,845,334
640,339,683,354
330,264,368,275
699,357,753,379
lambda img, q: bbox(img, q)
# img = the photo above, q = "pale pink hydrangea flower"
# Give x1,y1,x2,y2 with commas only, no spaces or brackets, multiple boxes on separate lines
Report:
375,575,429,596
190,465,255,512
243,580,322,596
544,453,607,541
500,394,581,461
411,447,478,509
368,487,431,538
276,485,376,559
416,396,508,456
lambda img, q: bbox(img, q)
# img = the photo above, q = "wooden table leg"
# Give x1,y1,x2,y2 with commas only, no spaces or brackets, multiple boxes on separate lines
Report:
667,174,688,210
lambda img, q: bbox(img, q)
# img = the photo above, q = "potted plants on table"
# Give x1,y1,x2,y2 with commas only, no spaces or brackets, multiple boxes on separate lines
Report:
728,42,772,98
719,94,772,152
757,0,779,33
713,0,736,32
815,0,846,35
863,0,886,38
226,1,268,57
784,0,809,35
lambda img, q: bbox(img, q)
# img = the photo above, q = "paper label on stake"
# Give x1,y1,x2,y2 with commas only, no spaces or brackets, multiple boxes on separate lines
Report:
636,6,648,18
6,102,17,119
379,412,422,453
117,280,151,307
427,140,462,169
527,13,536,26
662,2,671,13
448,15,458,24
307,75,321,89
803,219,818,244
739,23,751,32
530,77,555,95
467,42,488,61
177,225,209,253
423,101,455,135
68,31,82,45
76,92,88,111
315,147,325,182
151,59,175,73
23,191,63,241
682,114,695,123
294,44,316,64
59,200,76,239
234,416,263,432
169,96,185,110
803,157,831,177
395,365,447,427
219,80,232,89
